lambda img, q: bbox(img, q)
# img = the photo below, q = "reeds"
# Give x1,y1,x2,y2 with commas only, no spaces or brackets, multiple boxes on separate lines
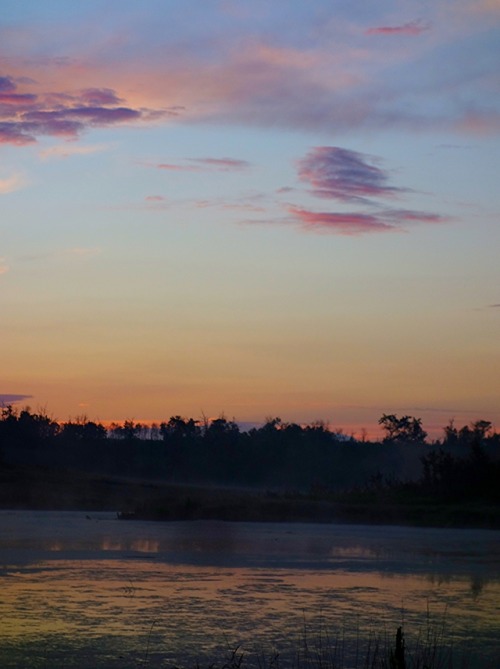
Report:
131,619,472,669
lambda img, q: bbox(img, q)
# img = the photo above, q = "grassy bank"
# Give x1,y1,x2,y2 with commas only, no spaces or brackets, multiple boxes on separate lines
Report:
1,463,498,529
0,463,179,511
127,486,500,529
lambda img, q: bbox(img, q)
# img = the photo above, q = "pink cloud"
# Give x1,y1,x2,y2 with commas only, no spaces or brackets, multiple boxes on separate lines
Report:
298,146,401,203
286,146,449,236
6,39,367,135
23,117,83,138
79,88,123,105
0,76,150,144
153,156,250,172
454,111,500,134
39,142,110,159
0,78,37,108
24,106,140,125
145,195,166,201
383,209,448,224
193,198,265,213
288,206,395,235
0,76,16,92
0,173,26,194
464,1,500,16
0,92,38,106
191,157,250,171
365,20,430,36
285,205,448,236
0,123,35,144
1,25,498,142
156,162,199,172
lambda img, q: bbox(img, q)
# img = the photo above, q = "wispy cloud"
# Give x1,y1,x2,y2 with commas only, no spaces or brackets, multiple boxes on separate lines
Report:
286,146,449,235
152,157,250,172
0,75,38,107
365,20,431,36
39,142,111,160
0,257,9,274
287,206,447,235
106,197,170,211
0,76,16,92
192,157,250,171
468,0,500,16
64,247,102,258
1,9,499,143
193,198,266,213
288,207,395,235
297,147,402,203
454,110,500,135
140,197,170,211
79,88,123,105
382,209,448,224
0,173,26,194
155,162,198,172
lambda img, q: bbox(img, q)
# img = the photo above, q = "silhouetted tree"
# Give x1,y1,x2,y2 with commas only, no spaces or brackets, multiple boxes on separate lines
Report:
442,419,495,455
378,414,427,444
442,419,459,447
0,405,19,443
60,418,106,441
0,405,59,449
203,416,239,441
109,420,142,440
160,416,200,443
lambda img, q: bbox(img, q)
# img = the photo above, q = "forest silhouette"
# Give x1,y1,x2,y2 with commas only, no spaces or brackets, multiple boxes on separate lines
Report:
0,405,498,526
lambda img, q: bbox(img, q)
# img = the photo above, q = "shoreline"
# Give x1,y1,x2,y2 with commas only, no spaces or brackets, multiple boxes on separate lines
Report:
1,464,498,530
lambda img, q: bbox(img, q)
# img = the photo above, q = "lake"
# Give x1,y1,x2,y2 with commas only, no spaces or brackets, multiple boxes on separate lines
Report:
0,510,498,668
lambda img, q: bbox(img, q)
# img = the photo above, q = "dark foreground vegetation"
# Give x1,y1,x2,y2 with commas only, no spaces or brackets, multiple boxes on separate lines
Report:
128,623,477,669
0,406,499,528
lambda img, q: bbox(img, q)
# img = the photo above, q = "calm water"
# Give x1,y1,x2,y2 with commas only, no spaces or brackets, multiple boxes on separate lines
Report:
0,510,499,668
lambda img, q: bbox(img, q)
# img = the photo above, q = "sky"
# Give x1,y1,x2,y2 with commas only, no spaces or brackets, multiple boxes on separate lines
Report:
1,0,499,438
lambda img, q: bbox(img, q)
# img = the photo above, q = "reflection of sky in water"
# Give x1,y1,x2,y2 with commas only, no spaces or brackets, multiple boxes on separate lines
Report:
0,511,498,668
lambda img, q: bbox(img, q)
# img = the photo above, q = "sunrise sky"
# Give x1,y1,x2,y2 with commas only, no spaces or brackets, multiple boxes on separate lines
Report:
1,0,499,437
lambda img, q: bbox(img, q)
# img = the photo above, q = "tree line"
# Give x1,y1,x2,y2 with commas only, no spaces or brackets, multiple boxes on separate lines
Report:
0,405,498,495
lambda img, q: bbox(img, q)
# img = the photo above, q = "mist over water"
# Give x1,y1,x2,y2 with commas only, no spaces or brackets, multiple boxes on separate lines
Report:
0,511,498,668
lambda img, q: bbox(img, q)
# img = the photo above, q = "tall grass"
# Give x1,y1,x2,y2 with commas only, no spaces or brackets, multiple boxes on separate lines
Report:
132,619,472,669
283,621,466,669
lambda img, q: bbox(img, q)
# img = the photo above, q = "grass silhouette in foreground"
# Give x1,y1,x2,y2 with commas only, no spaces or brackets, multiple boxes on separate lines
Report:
130,620,474,669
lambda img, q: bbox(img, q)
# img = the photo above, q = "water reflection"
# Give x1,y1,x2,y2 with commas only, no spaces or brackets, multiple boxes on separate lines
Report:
0,511,498,668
